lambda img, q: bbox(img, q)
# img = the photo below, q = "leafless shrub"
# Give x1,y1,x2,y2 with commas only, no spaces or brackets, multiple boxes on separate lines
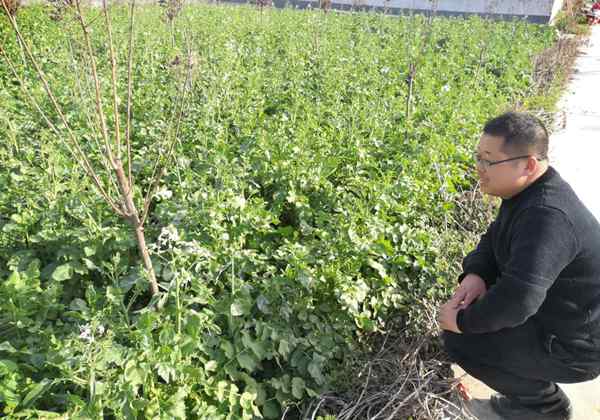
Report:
304,313,477,420
563,0,586,21
526,34,582,130
47,0,74,21
1,0,19,16
159,0,183,23
319,0,331,13
449,187,497,235
533,35,581,96
253,0,272,10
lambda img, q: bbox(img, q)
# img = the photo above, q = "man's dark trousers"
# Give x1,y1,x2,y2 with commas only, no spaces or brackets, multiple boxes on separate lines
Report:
442,318,600,413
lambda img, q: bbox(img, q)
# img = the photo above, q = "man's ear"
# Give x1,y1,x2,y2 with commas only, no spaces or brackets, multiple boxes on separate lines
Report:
525,155,538,174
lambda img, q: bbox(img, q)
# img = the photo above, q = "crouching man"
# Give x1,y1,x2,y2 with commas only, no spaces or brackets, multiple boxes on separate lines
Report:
438,112,600,420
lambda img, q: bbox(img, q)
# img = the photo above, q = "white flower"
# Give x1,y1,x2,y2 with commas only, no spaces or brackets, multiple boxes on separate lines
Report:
79,324,93,342
157,225,181,248
177,157,191,168
232,195,246,209
182,241,212,258
155,187,173,200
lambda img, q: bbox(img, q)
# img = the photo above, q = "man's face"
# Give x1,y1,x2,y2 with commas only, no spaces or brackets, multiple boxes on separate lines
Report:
476,134,530,199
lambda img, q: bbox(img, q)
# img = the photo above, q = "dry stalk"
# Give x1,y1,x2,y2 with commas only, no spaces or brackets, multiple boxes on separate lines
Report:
73,0,117,168
1,1,123,217
0,0,19,16
305,315,478,419
140,26,195,226
125,0,136,188
533,36,581,95
66,37,120,196
403,62,416,142
402,1,437,143
103,0,122,157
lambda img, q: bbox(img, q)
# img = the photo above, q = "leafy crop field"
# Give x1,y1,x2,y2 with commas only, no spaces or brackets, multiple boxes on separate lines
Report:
1,4,557,418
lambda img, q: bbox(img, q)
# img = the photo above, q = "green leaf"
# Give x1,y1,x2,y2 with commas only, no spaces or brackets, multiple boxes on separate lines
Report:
205,360,218,372
228,383,240,408
240,391,256,410
167,387,187,419
278,340,290,358
216,380,228,402
308,361,325,385
242,332,266,360
6,271,23,289
263,400,280,419
51,263,72,281
231,300,250,317
368,259,387,278
20,379,52,408
157,363,175,383
291,377,305,399
220,340,235,359
240,391,261,417
98,346,124,367
124,362,146,386
83,246,96,256
237,353,257,372
69,298,89,313
230,302,244,317
0,359,19,372
0,342,18,353
82,258,98,271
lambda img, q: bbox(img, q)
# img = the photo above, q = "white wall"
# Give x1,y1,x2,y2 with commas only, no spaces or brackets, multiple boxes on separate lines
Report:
384,0,555,15
308,0,564,22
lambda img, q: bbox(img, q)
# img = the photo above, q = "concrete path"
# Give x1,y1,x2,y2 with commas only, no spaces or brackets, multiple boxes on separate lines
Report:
551,26,600,217
454,25,600,420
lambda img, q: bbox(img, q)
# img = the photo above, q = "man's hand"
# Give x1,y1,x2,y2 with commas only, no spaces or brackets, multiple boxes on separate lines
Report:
449,273,487,309
438,301,461,333
438,274,487,334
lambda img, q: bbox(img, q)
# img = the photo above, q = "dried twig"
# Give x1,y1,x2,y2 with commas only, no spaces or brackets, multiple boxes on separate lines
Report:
1,2,123,216
304,315,478,420
125,0,136,188
0,0,184,298
140,27,195,226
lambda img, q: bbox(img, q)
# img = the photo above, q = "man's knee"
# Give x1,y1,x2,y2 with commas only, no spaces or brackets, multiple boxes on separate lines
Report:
441,330,467,362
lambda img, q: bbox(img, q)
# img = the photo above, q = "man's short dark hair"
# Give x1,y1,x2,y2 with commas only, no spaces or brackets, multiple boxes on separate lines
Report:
483,112,548,159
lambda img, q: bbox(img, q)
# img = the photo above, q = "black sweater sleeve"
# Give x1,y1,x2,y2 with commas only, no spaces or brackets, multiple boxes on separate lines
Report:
457,206,578,334
460,219,500,288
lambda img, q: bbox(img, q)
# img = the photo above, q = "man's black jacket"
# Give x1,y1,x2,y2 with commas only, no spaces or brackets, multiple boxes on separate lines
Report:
457,166,600,356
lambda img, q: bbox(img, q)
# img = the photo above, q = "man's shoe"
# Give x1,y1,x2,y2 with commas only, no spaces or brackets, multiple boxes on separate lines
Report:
490,393,573,420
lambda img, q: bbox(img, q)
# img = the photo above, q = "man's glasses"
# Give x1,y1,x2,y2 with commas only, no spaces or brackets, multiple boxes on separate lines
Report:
473,154,543,171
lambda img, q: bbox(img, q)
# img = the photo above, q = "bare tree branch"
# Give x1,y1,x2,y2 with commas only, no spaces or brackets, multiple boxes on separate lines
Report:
102,0,124,160
140,28,194,226
67,36,121,196
125,0,136,189
74,0,117,169
0,6,124,217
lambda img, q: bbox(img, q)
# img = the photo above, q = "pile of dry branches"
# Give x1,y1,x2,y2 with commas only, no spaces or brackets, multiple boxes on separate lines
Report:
303,314,477,420
1,0,19,16
530,33,582,131
533,35,581,97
